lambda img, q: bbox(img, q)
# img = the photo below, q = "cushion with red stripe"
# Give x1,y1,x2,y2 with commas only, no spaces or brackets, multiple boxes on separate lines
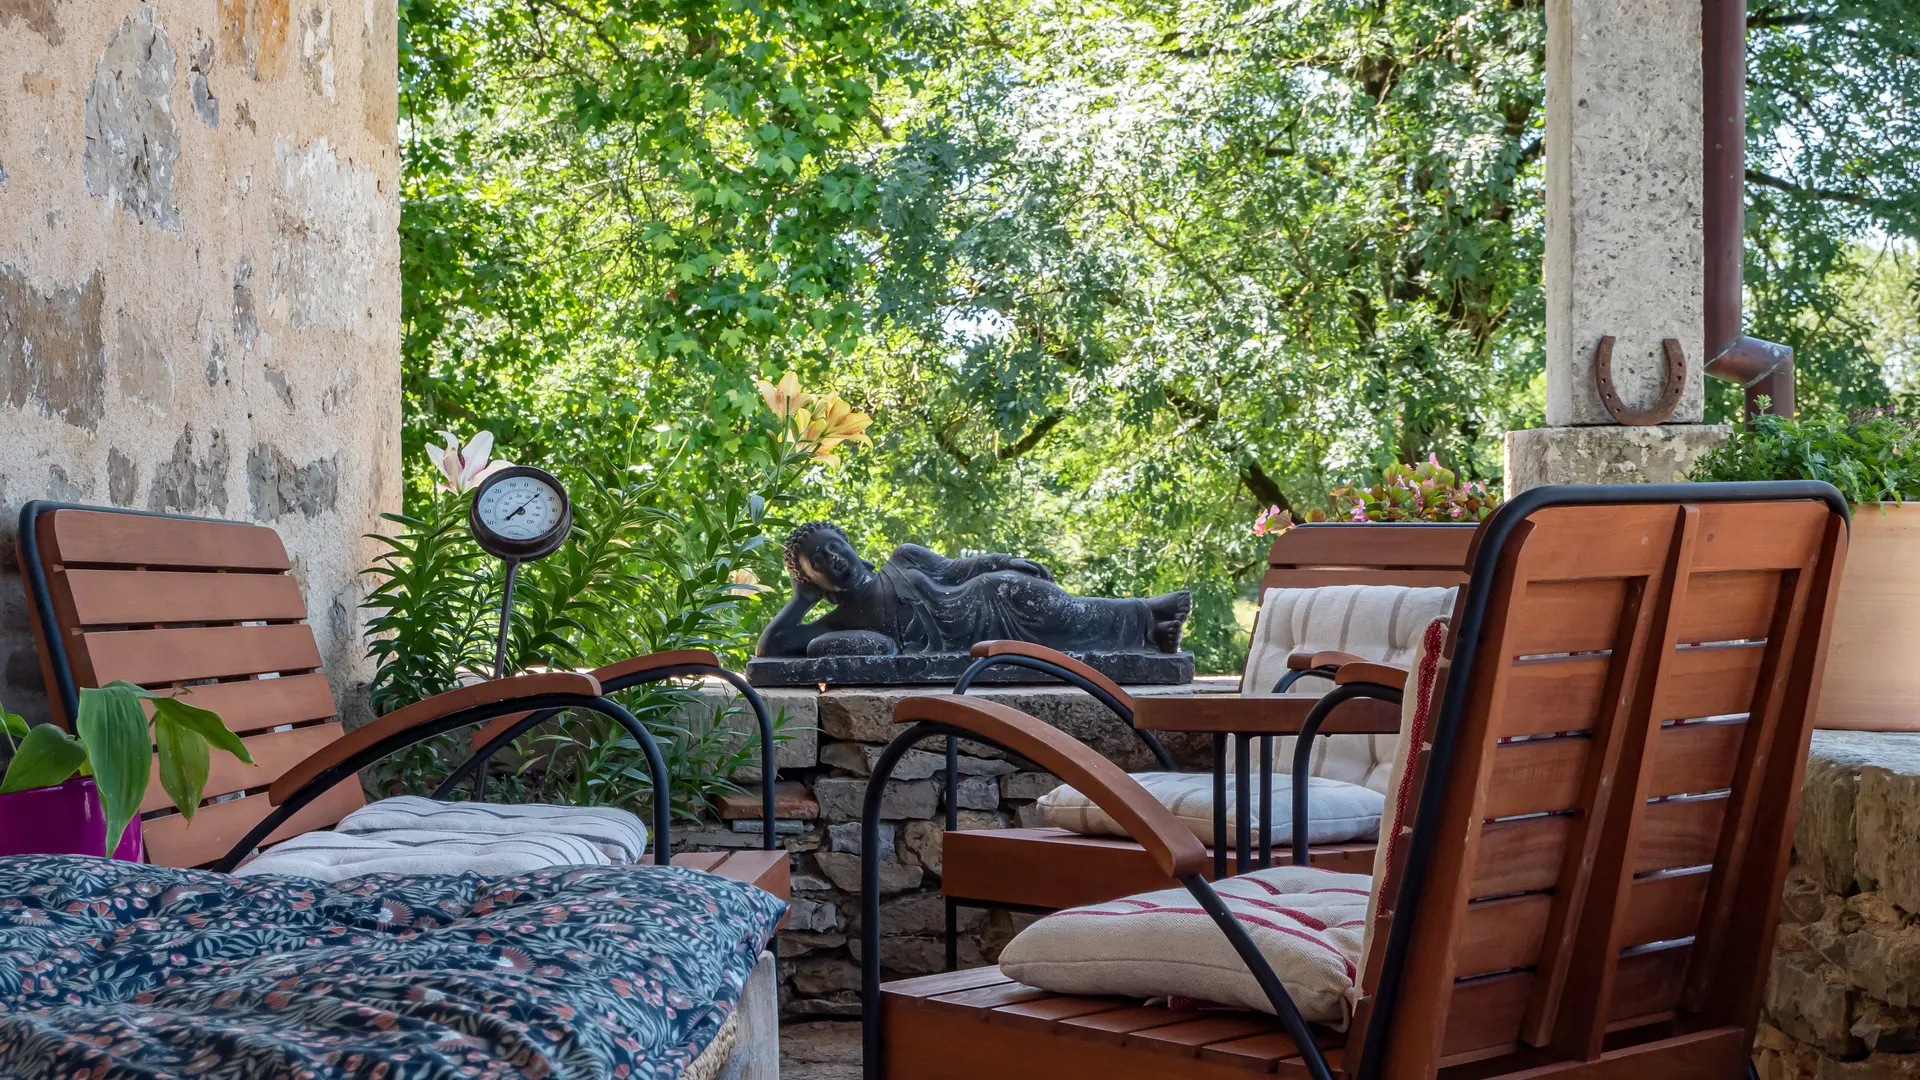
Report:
996,864,1371,1026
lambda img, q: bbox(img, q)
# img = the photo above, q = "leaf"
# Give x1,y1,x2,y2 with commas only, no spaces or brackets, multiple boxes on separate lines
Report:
0,723,90,794
150,692,254,765
154,715,212,820
75,686,154,855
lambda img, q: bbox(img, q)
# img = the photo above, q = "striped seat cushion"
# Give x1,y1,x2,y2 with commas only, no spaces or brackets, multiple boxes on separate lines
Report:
1240,584,1457,793
233,796,648,880
997,865,1372,1025
1037,770,1385,847
1003,619,1453,1028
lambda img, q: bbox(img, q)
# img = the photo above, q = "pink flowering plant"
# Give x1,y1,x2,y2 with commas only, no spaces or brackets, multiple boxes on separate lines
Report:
1251,455,1498,535
1332,456,1497,522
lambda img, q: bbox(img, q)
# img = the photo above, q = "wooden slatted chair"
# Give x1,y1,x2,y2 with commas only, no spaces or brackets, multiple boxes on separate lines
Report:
16,501,787,898
936,524,1476,948
862,481,1850,1080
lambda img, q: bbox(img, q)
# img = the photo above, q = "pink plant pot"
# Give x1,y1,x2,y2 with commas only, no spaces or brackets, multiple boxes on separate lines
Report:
0,776,144,861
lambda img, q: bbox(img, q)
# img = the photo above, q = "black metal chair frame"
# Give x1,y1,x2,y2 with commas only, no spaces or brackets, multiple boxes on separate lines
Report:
18,500,777,871
938,648,1402,966
863,481,1850,1080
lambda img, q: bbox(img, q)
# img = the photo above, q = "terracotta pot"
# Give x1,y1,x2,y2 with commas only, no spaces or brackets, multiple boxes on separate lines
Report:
0,776,145,860
1816,502,1920,731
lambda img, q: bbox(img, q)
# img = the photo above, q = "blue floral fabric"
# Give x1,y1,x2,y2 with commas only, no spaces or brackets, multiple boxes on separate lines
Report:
0,855,786,1079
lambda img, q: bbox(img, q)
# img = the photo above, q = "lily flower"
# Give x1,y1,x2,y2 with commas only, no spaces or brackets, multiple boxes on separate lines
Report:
728,568,772,596
431,430,511,494
796,393,874,464
756,372,811,422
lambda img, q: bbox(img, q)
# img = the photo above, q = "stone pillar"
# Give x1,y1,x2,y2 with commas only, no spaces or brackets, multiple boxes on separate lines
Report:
1505,0,1727,491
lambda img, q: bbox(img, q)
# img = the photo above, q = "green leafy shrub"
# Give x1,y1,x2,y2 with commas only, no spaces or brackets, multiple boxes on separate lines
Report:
364,416,836,820
1689,410,1920,505
0,685,252,853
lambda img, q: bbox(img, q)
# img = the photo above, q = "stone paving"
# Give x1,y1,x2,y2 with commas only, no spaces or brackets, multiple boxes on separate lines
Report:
780,1021,861,1080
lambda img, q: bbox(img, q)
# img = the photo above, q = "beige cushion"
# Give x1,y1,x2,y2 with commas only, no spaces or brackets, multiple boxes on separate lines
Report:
1239,585,1457,793
998,864,1371,1025
1004,617,1453,1028
1359,617,1450,981
1038,770,1385,848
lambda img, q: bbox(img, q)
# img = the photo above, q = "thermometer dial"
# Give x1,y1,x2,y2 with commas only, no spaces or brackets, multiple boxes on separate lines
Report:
469,466,572,561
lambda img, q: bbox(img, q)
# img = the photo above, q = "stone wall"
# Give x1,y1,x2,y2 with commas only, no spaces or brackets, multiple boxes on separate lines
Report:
1761,731,1920,1077
0,0,400,720
677,680,1225,1016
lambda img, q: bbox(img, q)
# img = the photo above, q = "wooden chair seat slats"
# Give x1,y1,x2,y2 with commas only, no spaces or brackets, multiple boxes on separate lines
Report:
139,723,346,814
58,569,309,625
942,827,1375,911
1260,523,1478,593
874,484,1850,1080
24,506,367,867
672,850,792,901
143,784,368,869
141,673,339,736
79,623,325,686
42,509,292,571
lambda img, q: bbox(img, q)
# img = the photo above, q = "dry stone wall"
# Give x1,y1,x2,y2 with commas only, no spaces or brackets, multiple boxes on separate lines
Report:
0,0,399,721
675,680,1224,1015
1761,731,1920,1078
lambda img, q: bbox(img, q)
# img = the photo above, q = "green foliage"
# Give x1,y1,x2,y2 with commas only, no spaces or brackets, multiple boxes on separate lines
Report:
1689,411,1920,505
363,428,802,819
1736,1,1920,418
0,685,253,855
399,0,1920,674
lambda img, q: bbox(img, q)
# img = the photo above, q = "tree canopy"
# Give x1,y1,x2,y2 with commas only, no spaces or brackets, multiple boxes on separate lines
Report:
398,0,1920,669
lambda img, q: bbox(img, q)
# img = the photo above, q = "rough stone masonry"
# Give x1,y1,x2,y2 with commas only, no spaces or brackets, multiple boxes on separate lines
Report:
0,0,400,721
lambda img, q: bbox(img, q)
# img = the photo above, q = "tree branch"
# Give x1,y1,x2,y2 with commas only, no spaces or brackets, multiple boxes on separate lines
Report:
933,424,973,468
1746,168,1874,208
997,414,1062,461
1748,11,1832,29
1241,461,1291,513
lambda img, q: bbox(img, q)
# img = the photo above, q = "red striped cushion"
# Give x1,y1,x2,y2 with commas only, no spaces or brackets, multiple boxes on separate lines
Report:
997,864,1370,1026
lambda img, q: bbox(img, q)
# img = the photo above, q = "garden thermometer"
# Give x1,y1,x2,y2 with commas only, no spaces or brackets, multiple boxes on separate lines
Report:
468,465,573,679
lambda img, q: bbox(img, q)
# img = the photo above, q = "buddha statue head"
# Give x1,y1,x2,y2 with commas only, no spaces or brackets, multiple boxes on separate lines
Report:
783,522,877,599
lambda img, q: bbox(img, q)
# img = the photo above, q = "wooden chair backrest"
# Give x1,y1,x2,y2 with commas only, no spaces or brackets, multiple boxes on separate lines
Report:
1349,490,1849,1079
1262,523,1476,592
21,505,366,868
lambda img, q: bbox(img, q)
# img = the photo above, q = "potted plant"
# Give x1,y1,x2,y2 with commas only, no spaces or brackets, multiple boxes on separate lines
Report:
0,683,253,860
1690,410,1920,731
1253,456,1500,534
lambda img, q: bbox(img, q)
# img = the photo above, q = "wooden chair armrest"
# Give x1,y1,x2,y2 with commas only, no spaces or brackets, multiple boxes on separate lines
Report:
1334,661,1409,690
1132,693,1401,734
468,650,730,751
892,695,1205,878
273,672,602,805
592,649,724,685
1287,649,1369,671
967,640,1134,711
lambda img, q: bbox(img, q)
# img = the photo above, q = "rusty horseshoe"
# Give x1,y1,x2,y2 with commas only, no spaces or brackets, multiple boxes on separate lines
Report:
1594,335,1687,426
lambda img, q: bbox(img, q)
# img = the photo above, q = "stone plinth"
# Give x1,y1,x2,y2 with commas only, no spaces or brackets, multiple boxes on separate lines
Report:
1545,0,1706,426
746,650,1195,688
1504,424,1728,493
1762,731,1920,1076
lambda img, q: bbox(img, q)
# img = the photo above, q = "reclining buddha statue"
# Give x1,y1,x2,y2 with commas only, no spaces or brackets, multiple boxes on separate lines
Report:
756,522,1191,660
